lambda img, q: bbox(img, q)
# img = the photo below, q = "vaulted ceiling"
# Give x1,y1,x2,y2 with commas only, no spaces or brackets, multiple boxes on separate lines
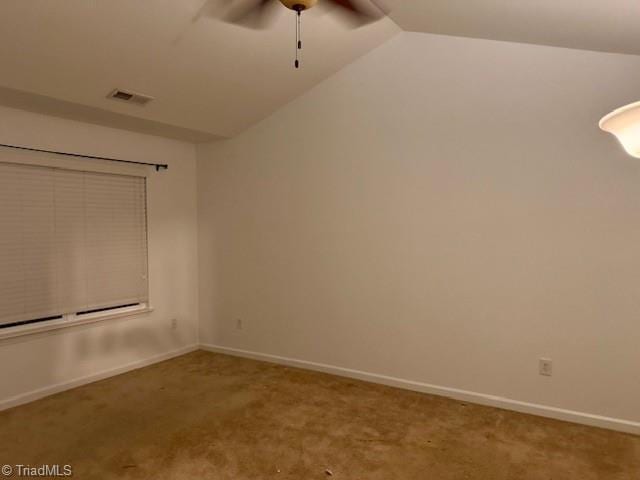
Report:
0,0,399,141
0,0,638,142
386,0,640,56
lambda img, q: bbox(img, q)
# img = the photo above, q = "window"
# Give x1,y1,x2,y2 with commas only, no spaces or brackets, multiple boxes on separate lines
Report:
0,162,149,331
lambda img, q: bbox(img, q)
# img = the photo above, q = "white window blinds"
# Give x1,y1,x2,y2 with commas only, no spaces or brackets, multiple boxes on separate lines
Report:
0,162,148,327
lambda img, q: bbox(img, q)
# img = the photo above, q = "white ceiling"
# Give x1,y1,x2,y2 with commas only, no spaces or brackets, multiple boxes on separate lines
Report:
0,1,639,141
0,0,398,140
386,0,640,56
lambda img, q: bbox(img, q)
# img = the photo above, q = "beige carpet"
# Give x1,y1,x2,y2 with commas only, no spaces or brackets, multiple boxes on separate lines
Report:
0,350,638,479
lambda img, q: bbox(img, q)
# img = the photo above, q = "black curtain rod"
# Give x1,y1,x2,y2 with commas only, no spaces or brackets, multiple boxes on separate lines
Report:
0,143,168,171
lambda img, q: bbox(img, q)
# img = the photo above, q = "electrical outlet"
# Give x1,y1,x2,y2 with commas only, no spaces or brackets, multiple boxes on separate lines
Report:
539,358,553,376
170,318,178,330
236,318,243,330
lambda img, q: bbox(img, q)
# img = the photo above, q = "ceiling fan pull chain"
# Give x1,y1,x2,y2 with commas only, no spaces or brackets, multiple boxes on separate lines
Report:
294,10,301,69
298,10,302,50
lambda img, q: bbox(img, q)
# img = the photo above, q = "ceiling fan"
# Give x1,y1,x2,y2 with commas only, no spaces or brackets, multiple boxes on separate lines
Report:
209,0,387,68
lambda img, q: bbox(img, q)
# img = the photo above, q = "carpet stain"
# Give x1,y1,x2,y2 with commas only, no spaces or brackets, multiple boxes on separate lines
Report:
0,350,638,479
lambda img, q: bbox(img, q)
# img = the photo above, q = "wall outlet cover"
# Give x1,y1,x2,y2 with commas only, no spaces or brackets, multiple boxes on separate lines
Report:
539,358,553,377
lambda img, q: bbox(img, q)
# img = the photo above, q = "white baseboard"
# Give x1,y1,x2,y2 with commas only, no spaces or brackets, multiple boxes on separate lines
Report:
200,343,640,436
0,344,199,412
3,342,637,436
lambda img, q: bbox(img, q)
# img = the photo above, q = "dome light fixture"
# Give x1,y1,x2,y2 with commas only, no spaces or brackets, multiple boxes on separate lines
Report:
599,101,640,158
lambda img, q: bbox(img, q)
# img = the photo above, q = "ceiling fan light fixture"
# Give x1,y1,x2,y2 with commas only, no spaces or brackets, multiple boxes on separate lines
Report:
599,101,640,158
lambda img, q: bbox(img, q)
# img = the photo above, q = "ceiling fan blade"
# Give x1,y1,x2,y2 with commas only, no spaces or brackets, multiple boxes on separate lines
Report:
325,0,386,26
223,0,278,29
327,0,361,14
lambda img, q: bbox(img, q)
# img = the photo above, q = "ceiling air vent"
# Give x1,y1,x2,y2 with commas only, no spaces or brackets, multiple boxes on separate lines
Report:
108,89,154,106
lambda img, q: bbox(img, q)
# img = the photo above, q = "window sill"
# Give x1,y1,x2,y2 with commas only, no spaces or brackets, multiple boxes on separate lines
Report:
0,304,153,341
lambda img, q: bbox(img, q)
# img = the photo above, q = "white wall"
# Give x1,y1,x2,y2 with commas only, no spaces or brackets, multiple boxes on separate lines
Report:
0,105,199,404
197,32,640,426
